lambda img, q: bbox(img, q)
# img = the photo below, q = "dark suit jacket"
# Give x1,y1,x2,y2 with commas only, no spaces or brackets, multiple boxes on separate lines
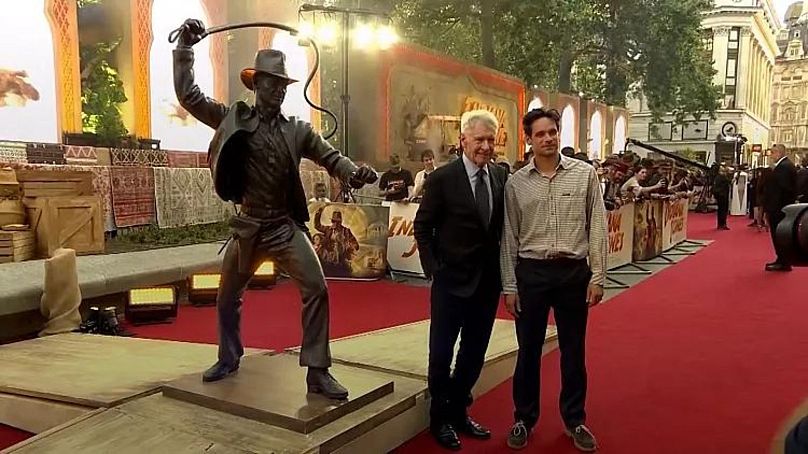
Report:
764,157,797,216
413,157,507,298
173,48,356,225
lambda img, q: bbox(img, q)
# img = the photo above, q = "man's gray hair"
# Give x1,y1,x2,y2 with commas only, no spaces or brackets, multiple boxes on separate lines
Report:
461,109,498,133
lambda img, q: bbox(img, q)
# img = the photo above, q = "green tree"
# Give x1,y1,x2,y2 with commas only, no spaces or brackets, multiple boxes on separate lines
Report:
80,40,128,145
388,0,720,124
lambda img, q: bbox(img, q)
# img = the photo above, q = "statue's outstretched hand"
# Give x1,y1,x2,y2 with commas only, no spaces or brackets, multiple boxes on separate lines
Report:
177,19,206,48
349,165,378,189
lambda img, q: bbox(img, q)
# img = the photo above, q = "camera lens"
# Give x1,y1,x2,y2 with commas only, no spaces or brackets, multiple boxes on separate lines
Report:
776,204,808,266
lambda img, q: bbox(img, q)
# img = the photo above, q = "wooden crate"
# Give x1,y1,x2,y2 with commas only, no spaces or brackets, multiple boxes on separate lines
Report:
14,169,93,199
0,230,35,263
24,196,104,258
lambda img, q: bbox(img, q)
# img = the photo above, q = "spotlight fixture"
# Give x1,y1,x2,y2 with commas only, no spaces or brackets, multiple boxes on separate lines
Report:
249,260,277,289
188,273,221,306
125,286,177,325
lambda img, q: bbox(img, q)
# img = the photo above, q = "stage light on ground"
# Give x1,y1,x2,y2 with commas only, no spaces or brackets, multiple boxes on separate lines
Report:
250,261,277,289
125,286,177,325
376,25,398,50
353,23,375,49
188,273,220,306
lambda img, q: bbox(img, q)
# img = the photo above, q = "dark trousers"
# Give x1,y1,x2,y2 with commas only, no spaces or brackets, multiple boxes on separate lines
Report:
716,195,729,227
216,227,331,368
428,279,500,427
513,258,591,430
768,210,786,263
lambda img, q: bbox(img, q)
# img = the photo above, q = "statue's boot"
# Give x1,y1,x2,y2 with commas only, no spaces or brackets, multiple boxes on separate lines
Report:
202,360,239,382
307,367,349,400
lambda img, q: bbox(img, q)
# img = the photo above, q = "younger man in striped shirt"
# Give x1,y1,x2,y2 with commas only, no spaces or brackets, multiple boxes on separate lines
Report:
501,108,607,451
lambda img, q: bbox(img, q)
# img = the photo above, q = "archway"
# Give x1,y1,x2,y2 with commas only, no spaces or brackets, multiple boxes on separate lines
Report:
0,0,58,142
150,0,214,151
589,110,602,159
271,32,311,122
613,115,626,154
561,105,575,150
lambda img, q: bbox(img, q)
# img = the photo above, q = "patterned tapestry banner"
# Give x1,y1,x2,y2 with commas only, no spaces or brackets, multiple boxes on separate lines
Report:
63,145,98,165
166,150,204,168
110,148,169,167
306,202,390,280
110,166,156,227
0,141,28,164
153,167,233,228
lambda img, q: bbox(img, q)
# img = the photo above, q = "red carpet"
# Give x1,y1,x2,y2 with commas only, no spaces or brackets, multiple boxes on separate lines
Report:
131,280,434,351
2,213,807,453
397,213,808,453
0,425,30,449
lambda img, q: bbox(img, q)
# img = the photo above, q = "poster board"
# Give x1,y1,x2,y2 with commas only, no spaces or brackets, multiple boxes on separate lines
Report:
387,202,425,276
606,203,635,270
662,198,689,250
632,200,663,262
306,202,389,280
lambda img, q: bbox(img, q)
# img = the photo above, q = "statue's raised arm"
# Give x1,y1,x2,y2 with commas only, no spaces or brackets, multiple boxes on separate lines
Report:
172,18,228,129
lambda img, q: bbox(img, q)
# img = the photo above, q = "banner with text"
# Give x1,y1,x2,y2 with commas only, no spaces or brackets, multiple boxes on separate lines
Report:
306,202,390,280
387,202,426,276
662,198,689,250
606,203,635,270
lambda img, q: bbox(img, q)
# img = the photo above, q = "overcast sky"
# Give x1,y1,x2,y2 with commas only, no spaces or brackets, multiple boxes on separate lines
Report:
772,0,800,23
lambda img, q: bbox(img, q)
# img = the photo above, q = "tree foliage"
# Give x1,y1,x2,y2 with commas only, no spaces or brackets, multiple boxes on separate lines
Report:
80,40,129,145
388,0,721,124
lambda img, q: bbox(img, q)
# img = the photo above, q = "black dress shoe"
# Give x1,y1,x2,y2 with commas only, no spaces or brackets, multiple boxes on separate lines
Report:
202,361,239,382
307,368,349,400
430,423,461,450
766,262,793,272
455,416,491,439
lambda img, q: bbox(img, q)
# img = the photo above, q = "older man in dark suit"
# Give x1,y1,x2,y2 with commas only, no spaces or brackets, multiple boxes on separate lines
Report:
414,110,508,450
764,144,798,272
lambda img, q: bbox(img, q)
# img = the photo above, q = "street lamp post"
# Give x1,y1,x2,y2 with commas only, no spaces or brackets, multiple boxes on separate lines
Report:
299,4,396,156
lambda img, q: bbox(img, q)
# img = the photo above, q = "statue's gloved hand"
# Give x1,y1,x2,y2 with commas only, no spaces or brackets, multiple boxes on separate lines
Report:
348,165,378,189
177,19,206,48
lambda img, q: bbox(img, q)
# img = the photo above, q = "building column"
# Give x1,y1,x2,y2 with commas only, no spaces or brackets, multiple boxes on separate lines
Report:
737,27,753,110
201,0,228,103
46,0,82,135
713,26,730,89
130,0,153,139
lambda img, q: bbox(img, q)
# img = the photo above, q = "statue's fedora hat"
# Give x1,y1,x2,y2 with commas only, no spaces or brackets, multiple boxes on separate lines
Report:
240,49,298,90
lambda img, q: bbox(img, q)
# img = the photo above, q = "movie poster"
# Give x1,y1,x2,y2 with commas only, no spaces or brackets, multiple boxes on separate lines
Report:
306,202,390,280
387,50,522,166
606,203,635,270
387,202,425,276
632,200,663,262
662,198,689,250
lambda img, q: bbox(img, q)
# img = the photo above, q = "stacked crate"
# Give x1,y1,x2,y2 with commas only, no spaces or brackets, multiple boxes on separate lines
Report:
0,229,35,263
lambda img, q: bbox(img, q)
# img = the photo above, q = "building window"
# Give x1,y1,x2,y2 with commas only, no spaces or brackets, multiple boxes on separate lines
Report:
703,29,714,53
724,27,740,109
728,27,740,50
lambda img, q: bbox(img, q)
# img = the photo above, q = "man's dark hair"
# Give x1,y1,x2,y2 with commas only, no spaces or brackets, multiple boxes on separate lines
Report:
522,108,561,136
421,149,434,161
561,146,575,157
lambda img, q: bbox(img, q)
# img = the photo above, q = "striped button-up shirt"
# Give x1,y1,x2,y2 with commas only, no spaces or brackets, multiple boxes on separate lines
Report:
500,154,607,293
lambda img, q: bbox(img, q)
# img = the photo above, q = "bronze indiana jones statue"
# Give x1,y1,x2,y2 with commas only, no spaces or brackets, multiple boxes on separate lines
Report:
172,19,377,399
